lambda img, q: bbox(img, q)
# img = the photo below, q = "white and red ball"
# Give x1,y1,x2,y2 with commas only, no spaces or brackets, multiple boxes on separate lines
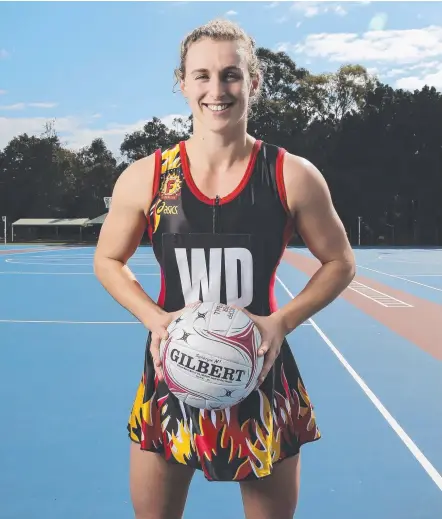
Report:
160,302,263,410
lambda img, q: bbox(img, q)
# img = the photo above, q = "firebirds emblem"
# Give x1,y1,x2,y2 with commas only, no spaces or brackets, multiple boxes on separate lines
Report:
160,171,182,200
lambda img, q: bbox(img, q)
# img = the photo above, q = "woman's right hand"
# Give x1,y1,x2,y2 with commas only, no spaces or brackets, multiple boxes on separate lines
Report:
149,301,200,382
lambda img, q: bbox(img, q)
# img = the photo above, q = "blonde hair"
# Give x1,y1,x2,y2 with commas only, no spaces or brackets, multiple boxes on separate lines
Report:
174,19,263,102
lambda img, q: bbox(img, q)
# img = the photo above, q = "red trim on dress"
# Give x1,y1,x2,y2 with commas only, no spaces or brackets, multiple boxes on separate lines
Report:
275,147,290,215
144,148,164,307
152,148,162,198
146,149,162,242
157,268,166,307
179,140,262,206
269,219,293,313
269,147,294,312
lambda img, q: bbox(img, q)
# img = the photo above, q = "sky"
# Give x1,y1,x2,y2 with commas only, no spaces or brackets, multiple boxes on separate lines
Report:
1,1,442,159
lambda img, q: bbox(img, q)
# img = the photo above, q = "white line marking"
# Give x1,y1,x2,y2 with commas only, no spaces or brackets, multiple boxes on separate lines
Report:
357,265,442,293
5,259,158,266
6,254,156,259
402,275,442,278
0,271,160,276
276,274,442,492
376,257,442,266
348,281,413,307
0,246,91,257
0,319,142,324
0,318,312,326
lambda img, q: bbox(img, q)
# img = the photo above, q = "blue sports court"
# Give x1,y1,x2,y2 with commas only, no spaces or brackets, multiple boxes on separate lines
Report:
1,244,441,518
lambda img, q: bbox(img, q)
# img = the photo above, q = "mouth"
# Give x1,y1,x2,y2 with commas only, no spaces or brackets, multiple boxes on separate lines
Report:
202,102,234,113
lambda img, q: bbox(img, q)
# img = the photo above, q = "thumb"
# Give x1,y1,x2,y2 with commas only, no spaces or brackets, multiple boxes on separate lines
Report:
169,300,201,323
150,330,167,382
160,327,169,341
257,339,270,356
232,304,254,321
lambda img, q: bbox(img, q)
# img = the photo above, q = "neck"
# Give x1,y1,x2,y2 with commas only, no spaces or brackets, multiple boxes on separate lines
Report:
186,120,255,172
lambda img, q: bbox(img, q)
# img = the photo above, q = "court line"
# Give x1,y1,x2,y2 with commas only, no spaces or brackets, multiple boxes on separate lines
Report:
26,255,156,259
0,320,141,324
0,317,312,326
0,271,159,276
5,260,158,266
377,258,442,265
6,254,155,258
0,246,92,257
276,274,442,492
349,281,413,308
357,265,442,293
402,274,442,277
4,255,156,260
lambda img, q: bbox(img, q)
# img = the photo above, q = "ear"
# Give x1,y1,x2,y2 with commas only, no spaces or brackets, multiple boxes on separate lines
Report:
249,75,260,98
180,78,186,98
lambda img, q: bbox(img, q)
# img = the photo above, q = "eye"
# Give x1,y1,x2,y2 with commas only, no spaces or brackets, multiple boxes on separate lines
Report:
224,71,241,82
195,74,209,80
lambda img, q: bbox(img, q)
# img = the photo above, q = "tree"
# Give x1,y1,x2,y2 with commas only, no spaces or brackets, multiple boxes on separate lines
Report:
248,49,310,150
73,138,119,217
120,116,191,162
0,132,72,220
299,64,377,123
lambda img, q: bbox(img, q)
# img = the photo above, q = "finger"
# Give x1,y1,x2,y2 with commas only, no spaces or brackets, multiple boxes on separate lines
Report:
169,309,183,324
150,334,162,367
258,350,278,384
187,300,202,311
232,306,266,339
170,301,201,323
150,332,165,381
232,305,254,321
258,340,270,357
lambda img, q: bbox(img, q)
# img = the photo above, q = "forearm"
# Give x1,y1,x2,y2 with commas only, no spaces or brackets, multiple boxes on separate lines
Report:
276,259,355,333
94,257,165,329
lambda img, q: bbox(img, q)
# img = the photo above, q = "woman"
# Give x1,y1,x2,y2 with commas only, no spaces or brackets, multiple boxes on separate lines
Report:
94,18,355,519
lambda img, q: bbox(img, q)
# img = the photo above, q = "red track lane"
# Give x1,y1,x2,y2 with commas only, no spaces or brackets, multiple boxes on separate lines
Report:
283,249,442,361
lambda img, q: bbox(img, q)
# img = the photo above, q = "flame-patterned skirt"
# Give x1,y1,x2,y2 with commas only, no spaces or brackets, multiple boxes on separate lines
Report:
127,333,321,481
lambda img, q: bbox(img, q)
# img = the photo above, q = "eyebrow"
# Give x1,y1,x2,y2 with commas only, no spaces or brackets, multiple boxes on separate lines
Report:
190,66,242,75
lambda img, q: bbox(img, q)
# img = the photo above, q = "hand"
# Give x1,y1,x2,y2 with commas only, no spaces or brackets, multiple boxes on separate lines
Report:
149,301,200,382
241,309,288,386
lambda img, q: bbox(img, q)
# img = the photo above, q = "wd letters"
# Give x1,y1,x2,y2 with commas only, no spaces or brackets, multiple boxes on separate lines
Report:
175,247,253,307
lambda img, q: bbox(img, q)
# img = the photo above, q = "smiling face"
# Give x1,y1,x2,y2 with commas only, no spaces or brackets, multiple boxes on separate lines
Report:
180,38,259,135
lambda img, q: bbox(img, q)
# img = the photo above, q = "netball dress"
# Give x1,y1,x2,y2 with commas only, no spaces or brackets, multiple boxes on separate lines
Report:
127,140,321,482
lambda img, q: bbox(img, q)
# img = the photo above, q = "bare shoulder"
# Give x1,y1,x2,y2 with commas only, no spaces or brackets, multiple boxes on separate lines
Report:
281,152,331,216
111,152,157,216
94,152,158,263
281,151,354,265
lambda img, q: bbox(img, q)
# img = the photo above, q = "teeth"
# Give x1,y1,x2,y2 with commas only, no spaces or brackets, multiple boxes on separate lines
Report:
206,104,230,111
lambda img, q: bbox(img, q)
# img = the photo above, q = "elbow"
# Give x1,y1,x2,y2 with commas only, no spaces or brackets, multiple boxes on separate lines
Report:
348,261,356,282
344,252,357,282
93,252,127,282
330,249,356,284
93,252,112,280
93,250,102,273
93,257,104,282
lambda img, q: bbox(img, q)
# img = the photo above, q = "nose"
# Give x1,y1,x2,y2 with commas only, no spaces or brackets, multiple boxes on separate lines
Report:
208,76,226,101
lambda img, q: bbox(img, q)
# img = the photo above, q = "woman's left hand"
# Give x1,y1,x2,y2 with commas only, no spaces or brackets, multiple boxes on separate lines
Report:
240,309,289,386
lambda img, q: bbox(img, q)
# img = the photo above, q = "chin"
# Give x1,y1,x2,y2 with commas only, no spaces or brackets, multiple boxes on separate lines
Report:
201,111,246,134
205,119,240,134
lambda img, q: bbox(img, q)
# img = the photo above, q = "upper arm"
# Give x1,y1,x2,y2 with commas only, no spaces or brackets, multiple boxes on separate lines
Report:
94,152,158,265
283,153,355,266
